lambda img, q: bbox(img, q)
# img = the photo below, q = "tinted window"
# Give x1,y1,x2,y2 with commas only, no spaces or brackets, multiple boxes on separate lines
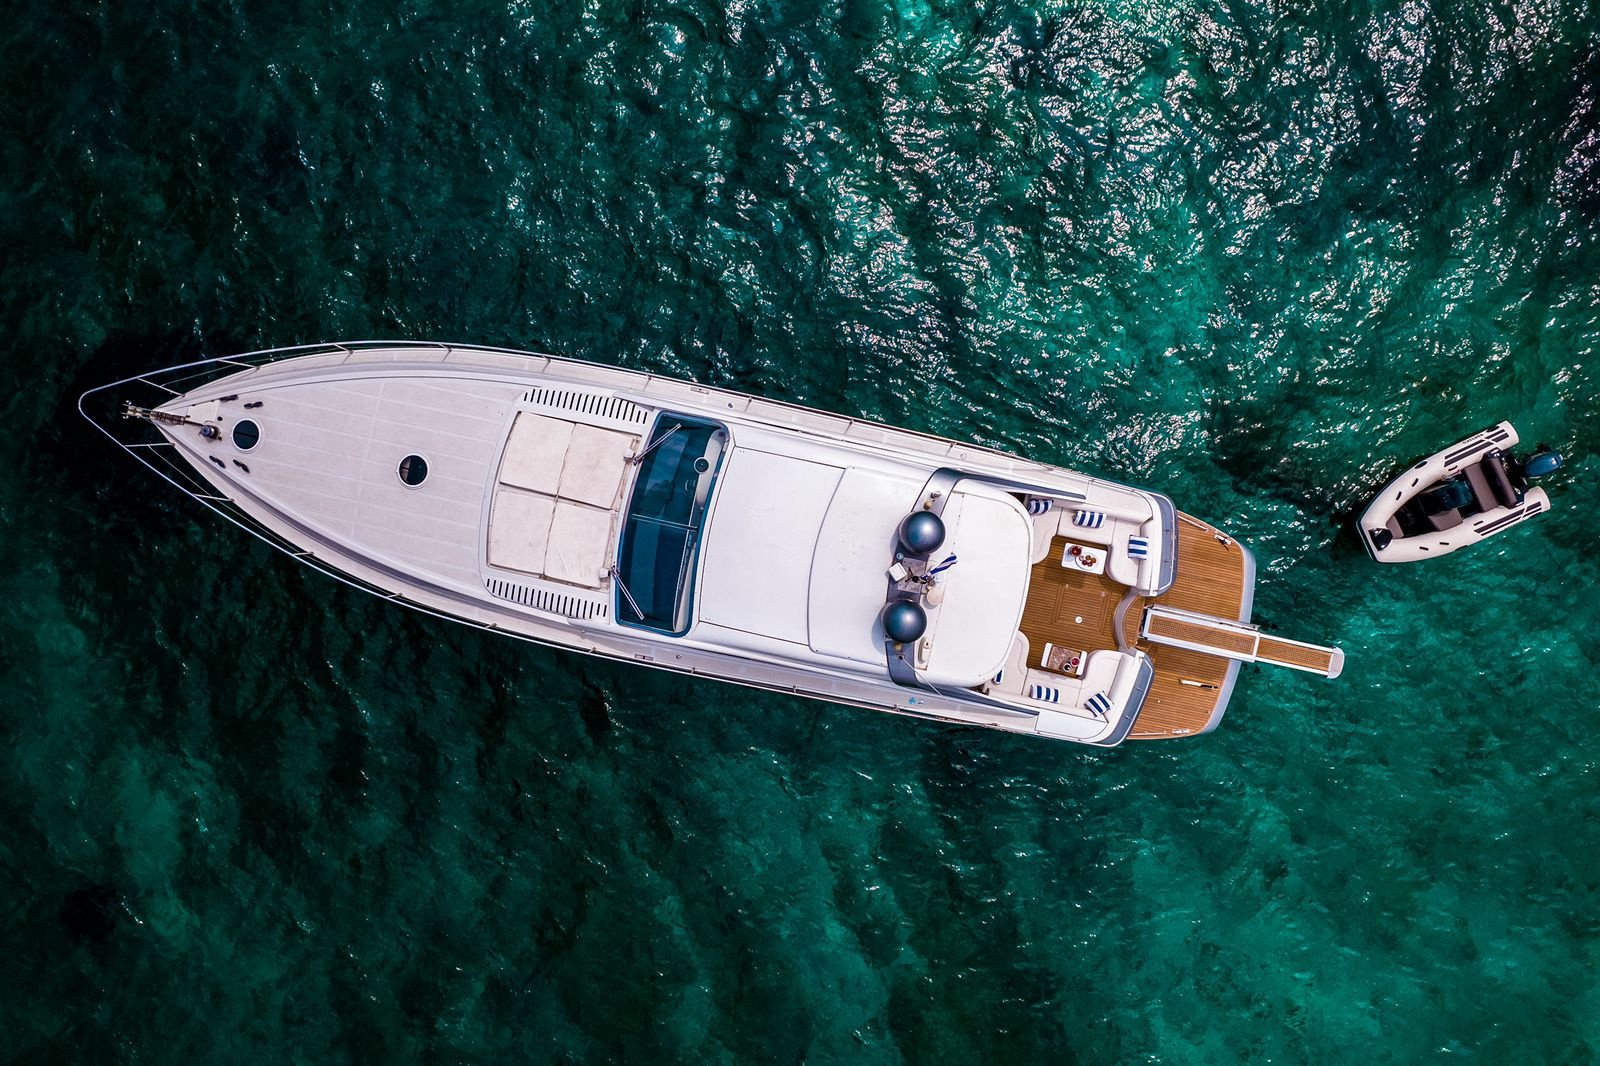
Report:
615,415,727,634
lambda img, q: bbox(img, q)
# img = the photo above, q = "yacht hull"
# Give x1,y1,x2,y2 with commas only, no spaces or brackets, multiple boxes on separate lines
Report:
82,342,1297,746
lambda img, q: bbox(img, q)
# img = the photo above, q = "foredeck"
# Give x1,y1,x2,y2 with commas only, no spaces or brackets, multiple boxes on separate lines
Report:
165,375,526,593
1021,514,1253,741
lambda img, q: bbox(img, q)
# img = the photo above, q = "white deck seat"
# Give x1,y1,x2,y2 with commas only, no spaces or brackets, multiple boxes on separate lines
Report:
1030,505,1163,592
1068,515,1119,548
1030,511,1055,563
1021,649,1131,721
985,631,1029,694
1079,649,1123,701
544,500,615,585
1029,505,1099,562
1104,523,1152,587
1061,504,1146,547
499,414,572,494
487,489,556,574
558,423,635,508
486,411,639,590
1022,667,1086,712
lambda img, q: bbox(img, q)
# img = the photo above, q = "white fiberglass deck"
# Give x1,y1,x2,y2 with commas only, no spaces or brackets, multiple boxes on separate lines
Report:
179,375,525,593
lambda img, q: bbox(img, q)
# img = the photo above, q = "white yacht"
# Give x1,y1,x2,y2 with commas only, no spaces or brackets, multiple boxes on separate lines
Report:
82,342,1342,747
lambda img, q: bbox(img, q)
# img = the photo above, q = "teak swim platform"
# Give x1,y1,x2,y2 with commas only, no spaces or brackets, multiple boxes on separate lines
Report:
82,341,1341,747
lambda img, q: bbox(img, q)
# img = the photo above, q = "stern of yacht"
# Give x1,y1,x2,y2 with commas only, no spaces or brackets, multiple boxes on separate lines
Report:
1002,497,1342,741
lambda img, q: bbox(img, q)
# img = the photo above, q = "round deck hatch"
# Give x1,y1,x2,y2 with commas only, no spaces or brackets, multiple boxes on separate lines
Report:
398,454,429,487
232,419,260,451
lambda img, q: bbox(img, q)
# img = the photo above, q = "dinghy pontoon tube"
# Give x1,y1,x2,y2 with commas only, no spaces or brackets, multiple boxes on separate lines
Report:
1360,421,1564,563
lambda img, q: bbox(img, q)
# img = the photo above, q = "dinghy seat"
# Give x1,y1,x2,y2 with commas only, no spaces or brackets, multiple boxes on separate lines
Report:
1475,450,1523,509
1399,450,1528,537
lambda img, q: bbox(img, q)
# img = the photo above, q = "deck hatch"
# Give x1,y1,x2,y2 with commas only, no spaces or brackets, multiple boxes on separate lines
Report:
398,454,429,486
232,419,260,451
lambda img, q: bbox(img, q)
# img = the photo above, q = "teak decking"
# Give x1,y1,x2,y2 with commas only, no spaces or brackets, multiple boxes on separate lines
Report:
1021,514,1253,741
1256,635,1338,674
1143,612,1260,656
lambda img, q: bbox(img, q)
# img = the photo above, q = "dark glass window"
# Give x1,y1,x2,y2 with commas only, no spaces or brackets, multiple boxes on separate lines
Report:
615,415,727,634
398,454,429,486
232,419,260,451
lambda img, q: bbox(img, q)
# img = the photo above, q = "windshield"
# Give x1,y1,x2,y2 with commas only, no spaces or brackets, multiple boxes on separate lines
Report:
614,414,728,634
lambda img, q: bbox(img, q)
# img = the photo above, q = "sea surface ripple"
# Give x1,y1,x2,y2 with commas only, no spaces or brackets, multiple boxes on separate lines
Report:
2,0,1599,1060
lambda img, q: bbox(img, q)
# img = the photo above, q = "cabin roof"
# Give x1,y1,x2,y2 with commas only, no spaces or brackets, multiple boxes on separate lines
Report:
697,439,1031,685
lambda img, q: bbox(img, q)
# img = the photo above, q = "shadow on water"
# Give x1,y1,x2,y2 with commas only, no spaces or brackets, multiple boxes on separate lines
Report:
58,883,121,944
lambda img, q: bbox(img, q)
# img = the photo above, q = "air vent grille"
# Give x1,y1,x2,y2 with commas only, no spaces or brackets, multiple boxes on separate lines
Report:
522,386,649,427
486,576,610,620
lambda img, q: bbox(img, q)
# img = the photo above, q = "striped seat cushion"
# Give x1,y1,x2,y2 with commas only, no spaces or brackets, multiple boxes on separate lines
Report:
1026,497,1054,516
1085,691,1112,719
1126,536,1149,559
1072,510,1106,529
1029,684,1062,704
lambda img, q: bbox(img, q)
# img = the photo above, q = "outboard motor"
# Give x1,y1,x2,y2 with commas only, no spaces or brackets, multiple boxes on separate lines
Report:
1520,448,1564,480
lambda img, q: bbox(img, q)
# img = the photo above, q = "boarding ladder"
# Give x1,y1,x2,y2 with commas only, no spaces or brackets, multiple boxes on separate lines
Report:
1141,605,1344,679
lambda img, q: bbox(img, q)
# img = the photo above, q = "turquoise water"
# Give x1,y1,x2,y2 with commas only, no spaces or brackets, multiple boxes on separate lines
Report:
4,0,1599,1059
